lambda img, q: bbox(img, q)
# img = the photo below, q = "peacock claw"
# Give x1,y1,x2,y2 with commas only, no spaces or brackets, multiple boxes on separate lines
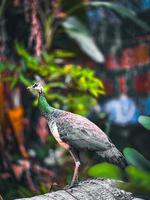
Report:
63,182,78,190
63,185,72,190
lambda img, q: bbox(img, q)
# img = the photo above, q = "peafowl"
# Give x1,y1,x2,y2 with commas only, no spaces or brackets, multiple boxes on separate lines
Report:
27,82,127,188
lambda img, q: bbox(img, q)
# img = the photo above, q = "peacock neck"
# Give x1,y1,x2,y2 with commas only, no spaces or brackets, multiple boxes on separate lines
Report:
38,92,55,118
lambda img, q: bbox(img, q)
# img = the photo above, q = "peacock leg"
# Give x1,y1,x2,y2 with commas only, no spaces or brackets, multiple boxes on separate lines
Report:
69,148,80,188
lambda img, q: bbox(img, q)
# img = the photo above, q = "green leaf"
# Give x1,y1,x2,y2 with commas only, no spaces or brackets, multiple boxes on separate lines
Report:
79,76,88,90
126,166,150,186
123,148,150,172
93,2,150,31
10,77,18,89
1,76,13,82
45,82,65,89
120,166,150,193
0,62,6,71
98,90,106,95
138,116,150,130
67,2,150,32
16,43,38,66
19,74,32,86
88,162,123,180
54,50,75,58
18,186,32,197
62,17,104,63
97,79,104,89
42,52,54,64
88,2,150,32
90,89,99,97
39,183,48,194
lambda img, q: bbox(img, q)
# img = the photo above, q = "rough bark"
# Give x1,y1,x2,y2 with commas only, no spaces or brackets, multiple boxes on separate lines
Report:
16,178,144,200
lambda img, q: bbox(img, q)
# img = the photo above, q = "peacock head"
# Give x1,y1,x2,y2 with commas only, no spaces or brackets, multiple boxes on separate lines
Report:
27,82,44,95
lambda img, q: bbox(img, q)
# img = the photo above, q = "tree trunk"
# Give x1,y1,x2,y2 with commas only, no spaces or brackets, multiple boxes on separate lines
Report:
16,178,144,200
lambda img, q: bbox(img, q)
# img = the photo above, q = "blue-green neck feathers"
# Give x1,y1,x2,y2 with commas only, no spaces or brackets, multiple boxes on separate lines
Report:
38,92,54,116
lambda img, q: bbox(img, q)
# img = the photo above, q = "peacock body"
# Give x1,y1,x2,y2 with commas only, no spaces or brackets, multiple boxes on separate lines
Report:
28,83,127,187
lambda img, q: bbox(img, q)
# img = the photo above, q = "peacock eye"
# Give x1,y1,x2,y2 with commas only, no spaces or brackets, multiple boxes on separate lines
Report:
33,83,38,88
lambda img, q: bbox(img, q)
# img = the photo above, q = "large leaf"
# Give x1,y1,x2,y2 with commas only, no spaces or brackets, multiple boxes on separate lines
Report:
127,166,150,187
120,166,150,194
89,2,150,32
88,162,123,180
63,2,150,63
62,17,104,63
138,116,150,130
67,2,150,32
123,148,150,172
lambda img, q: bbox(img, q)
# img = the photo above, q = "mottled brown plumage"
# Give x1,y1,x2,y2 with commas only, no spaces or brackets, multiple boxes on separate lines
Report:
27,83,127,188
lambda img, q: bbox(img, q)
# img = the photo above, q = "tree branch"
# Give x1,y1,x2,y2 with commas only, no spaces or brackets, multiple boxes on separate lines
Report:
15,178,145,200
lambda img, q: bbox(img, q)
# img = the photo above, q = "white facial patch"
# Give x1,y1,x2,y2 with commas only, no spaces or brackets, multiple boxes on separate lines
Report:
34,83,43,92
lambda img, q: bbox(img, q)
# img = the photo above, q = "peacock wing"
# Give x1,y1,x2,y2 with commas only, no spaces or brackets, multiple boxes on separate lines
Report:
56,112,112,151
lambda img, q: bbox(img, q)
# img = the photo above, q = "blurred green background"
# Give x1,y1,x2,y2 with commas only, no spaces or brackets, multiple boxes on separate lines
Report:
0,0,150,199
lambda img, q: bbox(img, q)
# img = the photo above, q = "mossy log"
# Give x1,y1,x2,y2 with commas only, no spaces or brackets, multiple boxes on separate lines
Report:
16,178,144,200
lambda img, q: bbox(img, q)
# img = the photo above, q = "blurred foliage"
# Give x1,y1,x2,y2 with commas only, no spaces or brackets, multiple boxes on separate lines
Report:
88,115,150,197
17,187,33,199
121,166,150,194
87,1,150,31
0,45,105,116
61,1,150,56
0,179,48,199
88,162,124,180
124,148,150,172
88,160,150,195
62,16,104,63
138,116,150,130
